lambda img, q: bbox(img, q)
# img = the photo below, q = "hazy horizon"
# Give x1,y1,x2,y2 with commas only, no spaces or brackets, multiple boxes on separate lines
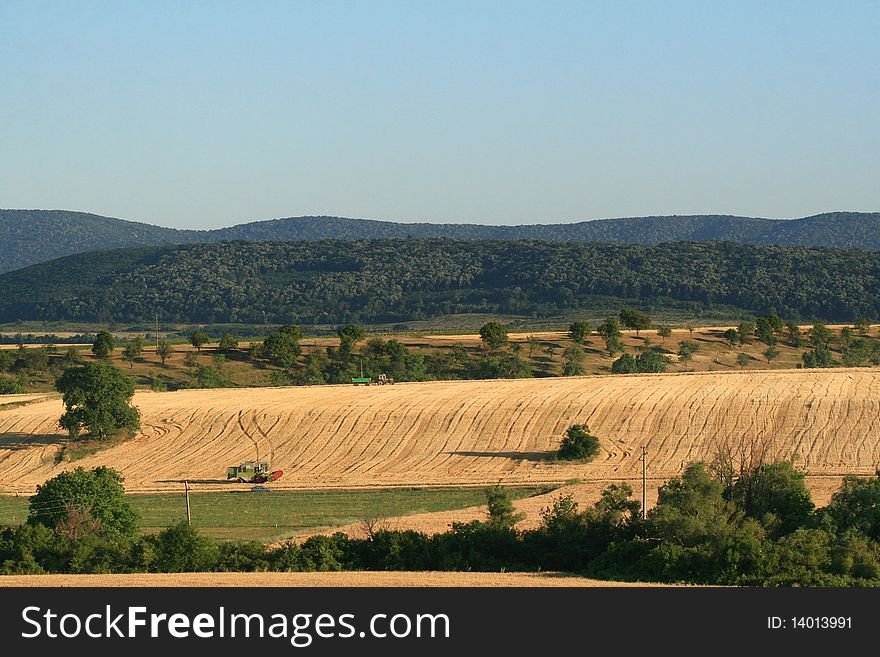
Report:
2,2,878,229
7,207,880,232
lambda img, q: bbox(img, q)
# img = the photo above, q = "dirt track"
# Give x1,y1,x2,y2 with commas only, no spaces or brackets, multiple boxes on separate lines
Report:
1,368,878,495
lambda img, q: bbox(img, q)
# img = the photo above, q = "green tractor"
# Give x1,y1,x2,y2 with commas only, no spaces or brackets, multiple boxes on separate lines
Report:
226,460,283,484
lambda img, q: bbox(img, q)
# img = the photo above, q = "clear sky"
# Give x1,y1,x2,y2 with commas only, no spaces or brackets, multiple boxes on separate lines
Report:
1,1,878,229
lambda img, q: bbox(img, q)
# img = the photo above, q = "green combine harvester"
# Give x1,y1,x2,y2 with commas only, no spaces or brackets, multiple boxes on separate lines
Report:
226,460,283,484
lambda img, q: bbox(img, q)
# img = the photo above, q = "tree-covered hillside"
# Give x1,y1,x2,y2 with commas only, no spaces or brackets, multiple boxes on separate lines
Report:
2,209,879,273
1,239,878,324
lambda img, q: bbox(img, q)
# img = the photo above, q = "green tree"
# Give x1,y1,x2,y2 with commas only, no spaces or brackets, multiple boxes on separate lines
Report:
824,472,880,541
55,360,140,440
854,317,872,336
485,485,524,529
723,328,740,347
736,353,750,368
263,325,304,368
838,327,853,348
656,325,672,344
562,345,586,376
121,337,143,369
636,350,669,373
156,340,174,365
755,314,782,344
218,333,239,353
568,321,592,345
479,322,508,351
737,322,754,345
809,323,833,348
149,522,219,572
730,461,814,537
28,466,140,542
557,424,601,461
91,331,114,359
763,345,780,364
337,324,366,349
527,335,542,358
63,347,84,367
619,308,651,336
802,347,834,368
785,321,803,348
189,330,210,352
678,340,699,364
183,352,198,371
611,353,637,374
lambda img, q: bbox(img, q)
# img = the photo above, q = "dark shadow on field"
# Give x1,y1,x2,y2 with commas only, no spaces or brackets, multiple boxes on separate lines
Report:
450,450,554,462
0,432,65,450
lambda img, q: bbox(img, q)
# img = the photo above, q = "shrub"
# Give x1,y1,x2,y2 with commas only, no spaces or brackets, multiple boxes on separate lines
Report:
557,424,601,461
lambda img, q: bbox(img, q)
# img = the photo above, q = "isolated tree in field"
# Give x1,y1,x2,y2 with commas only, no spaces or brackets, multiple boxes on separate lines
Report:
785,321,804,348
28,466,140,542
479,322,508,351
121,337,143,369
656,325,672,344
678,340,699,364
569,321,592,345
764,345,780,364
263,324,304,368
736,353,750,368
619,308,651,336
839,326,853,348
557,424,601,462
183,351,198,370
854,317,872,336
527,335,542,358
218,332,239,353
485,484,524,529
55,360,140,440
842,339,872,367
809,323,833,348
562,345,586,376
91,330,114,358
597,317,621,340
189,329,210,352
723,328,740,347
736,322,754,345
156,340,174,365
685,323,696,339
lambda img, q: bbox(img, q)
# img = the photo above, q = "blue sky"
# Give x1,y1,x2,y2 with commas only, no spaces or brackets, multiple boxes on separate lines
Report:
1,1,878,228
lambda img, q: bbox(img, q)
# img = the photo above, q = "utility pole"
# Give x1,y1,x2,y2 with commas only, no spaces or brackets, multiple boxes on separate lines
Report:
641,446,648,520
184,480,192,525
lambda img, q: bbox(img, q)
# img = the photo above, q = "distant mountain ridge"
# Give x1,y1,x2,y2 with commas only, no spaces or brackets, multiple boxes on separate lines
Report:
1,209,878,273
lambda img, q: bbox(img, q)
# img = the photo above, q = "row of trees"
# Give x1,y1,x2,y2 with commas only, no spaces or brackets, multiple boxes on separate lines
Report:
5,461,880,585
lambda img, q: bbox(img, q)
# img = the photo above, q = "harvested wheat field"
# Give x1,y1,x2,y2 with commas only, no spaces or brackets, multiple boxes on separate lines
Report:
0,368,878,497
0,571,667,587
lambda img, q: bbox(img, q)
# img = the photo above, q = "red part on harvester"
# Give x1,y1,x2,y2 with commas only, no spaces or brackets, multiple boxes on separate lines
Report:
268,470,283,481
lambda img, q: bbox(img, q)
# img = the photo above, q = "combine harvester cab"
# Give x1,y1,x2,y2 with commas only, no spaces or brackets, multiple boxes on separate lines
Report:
226,460,284,484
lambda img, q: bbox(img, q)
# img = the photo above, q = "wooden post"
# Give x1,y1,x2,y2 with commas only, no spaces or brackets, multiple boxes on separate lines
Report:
184,480,192,525
641,446,648,520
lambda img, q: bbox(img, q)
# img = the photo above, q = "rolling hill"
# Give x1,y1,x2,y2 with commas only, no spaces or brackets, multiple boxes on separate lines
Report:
1,370,877,494
0,239,878,324
2,209,879,273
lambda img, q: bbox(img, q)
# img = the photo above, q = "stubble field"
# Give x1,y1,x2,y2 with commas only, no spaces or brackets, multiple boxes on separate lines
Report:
1,369,877,504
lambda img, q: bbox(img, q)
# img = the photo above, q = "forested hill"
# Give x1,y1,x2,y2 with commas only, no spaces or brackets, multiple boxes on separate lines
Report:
2,209,879,273
1,239,878,324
